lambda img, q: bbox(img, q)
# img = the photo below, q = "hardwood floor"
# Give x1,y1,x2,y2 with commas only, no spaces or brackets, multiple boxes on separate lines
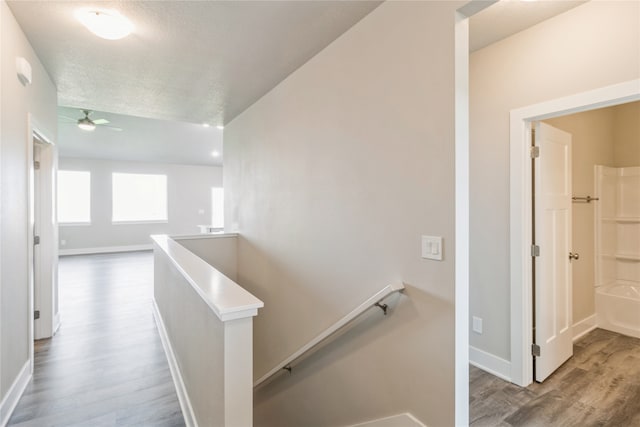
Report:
8,251,185,427
470,328,640,426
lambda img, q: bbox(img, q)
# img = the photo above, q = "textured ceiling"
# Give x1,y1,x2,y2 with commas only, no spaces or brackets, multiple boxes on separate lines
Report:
10,0,590,165
8,1,382,126
58,106,223,166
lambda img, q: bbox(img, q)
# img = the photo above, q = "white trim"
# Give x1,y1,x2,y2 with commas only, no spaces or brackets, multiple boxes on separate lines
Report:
171,232,238,241
111,220,169,225
572,314,597,342
454,2,491,423
32,131,57,340
509,79,640,387
347,413,427,427
453,3,498,423
0,361,31,427
58,222,92,227
469,346,511,382
26,114,57,375
151,235,263,322
152,299,197,427
59,244,153,256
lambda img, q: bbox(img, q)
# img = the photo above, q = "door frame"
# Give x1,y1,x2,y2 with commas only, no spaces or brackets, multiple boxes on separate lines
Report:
509,79,640,387
27,113,57,368
454,1,499,423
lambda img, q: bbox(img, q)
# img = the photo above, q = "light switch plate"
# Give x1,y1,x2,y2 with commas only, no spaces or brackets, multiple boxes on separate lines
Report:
421,235,443,261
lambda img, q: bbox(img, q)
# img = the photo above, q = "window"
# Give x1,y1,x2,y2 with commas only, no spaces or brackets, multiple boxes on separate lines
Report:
57,170,91,224
112,173,167,222
211,187,224,228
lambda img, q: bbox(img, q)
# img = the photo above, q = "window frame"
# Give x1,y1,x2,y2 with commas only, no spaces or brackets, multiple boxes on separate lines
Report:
111,172,169,224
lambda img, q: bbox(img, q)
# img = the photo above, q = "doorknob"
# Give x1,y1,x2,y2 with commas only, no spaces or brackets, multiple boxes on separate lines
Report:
569,252,580,261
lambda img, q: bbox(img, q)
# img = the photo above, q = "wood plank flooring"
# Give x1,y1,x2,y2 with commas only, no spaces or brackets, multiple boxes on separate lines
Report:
8,251,185,427
470,328,640,426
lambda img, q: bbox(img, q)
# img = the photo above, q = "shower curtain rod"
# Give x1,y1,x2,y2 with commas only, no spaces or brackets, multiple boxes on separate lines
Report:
572,196,599,203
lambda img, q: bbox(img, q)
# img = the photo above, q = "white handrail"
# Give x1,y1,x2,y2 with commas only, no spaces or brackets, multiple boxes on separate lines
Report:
254,282,405,387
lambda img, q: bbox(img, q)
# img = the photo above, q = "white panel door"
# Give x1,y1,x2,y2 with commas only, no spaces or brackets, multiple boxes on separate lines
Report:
534,122,573,382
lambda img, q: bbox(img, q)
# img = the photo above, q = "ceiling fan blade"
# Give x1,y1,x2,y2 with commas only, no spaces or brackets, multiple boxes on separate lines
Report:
93,118,110,125
102,125,123,131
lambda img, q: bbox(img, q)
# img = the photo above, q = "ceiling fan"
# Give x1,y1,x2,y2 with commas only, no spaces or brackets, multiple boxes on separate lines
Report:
59,109,122,132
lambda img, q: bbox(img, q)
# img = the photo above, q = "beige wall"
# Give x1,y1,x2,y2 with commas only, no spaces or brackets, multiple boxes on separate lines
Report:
470,0,640,361
613,101,640,167
225,2,461,426
1,0,57,399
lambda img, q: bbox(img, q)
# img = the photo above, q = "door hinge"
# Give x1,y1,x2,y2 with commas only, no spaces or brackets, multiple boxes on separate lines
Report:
530,146,540,158
531,343,541,357
34,235,40,245
34,310,40,320
34,161,40,170
531,244,540,257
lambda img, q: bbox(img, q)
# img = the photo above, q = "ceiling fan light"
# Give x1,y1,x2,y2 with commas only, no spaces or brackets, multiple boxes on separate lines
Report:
78,118,96,131
76,9,133,40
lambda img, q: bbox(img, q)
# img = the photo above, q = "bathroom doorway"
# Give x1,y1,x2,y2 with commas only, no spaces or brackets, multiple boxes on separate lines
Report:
544,101,640,350
509,82,640,387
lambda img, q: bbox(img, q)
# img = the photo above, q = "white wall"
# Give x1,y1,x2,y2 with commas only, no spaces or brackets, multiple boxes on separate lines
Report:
225,2,462,426
470,1,640,362
1,0,57,403
58,158,222,252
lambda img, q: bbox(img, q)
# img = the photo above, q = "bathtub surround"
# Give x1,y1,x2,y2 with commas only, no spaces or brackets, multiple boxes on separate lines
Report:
58,158,223,254
595,165,640,339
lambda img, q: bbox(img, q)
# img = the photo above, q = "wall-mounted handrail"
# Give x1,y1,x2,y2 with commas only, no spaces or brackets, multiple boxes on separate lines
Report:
253,282,405,388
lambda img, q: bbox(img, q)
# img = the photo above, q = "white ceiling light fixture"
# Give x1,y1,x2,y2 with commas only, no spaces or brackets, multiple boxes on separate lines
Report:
211,150,220,157
202,123,210,128
76,9,133,40
77,110,96,131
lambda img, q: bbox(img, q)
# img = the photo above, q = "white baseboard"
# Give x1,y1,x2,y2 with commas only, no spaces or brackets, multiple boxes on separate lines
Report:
152,299,197,427
573,314,597,342
59,244,153,256
0,361,31,427
348,413,426,427
469,346,511,382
